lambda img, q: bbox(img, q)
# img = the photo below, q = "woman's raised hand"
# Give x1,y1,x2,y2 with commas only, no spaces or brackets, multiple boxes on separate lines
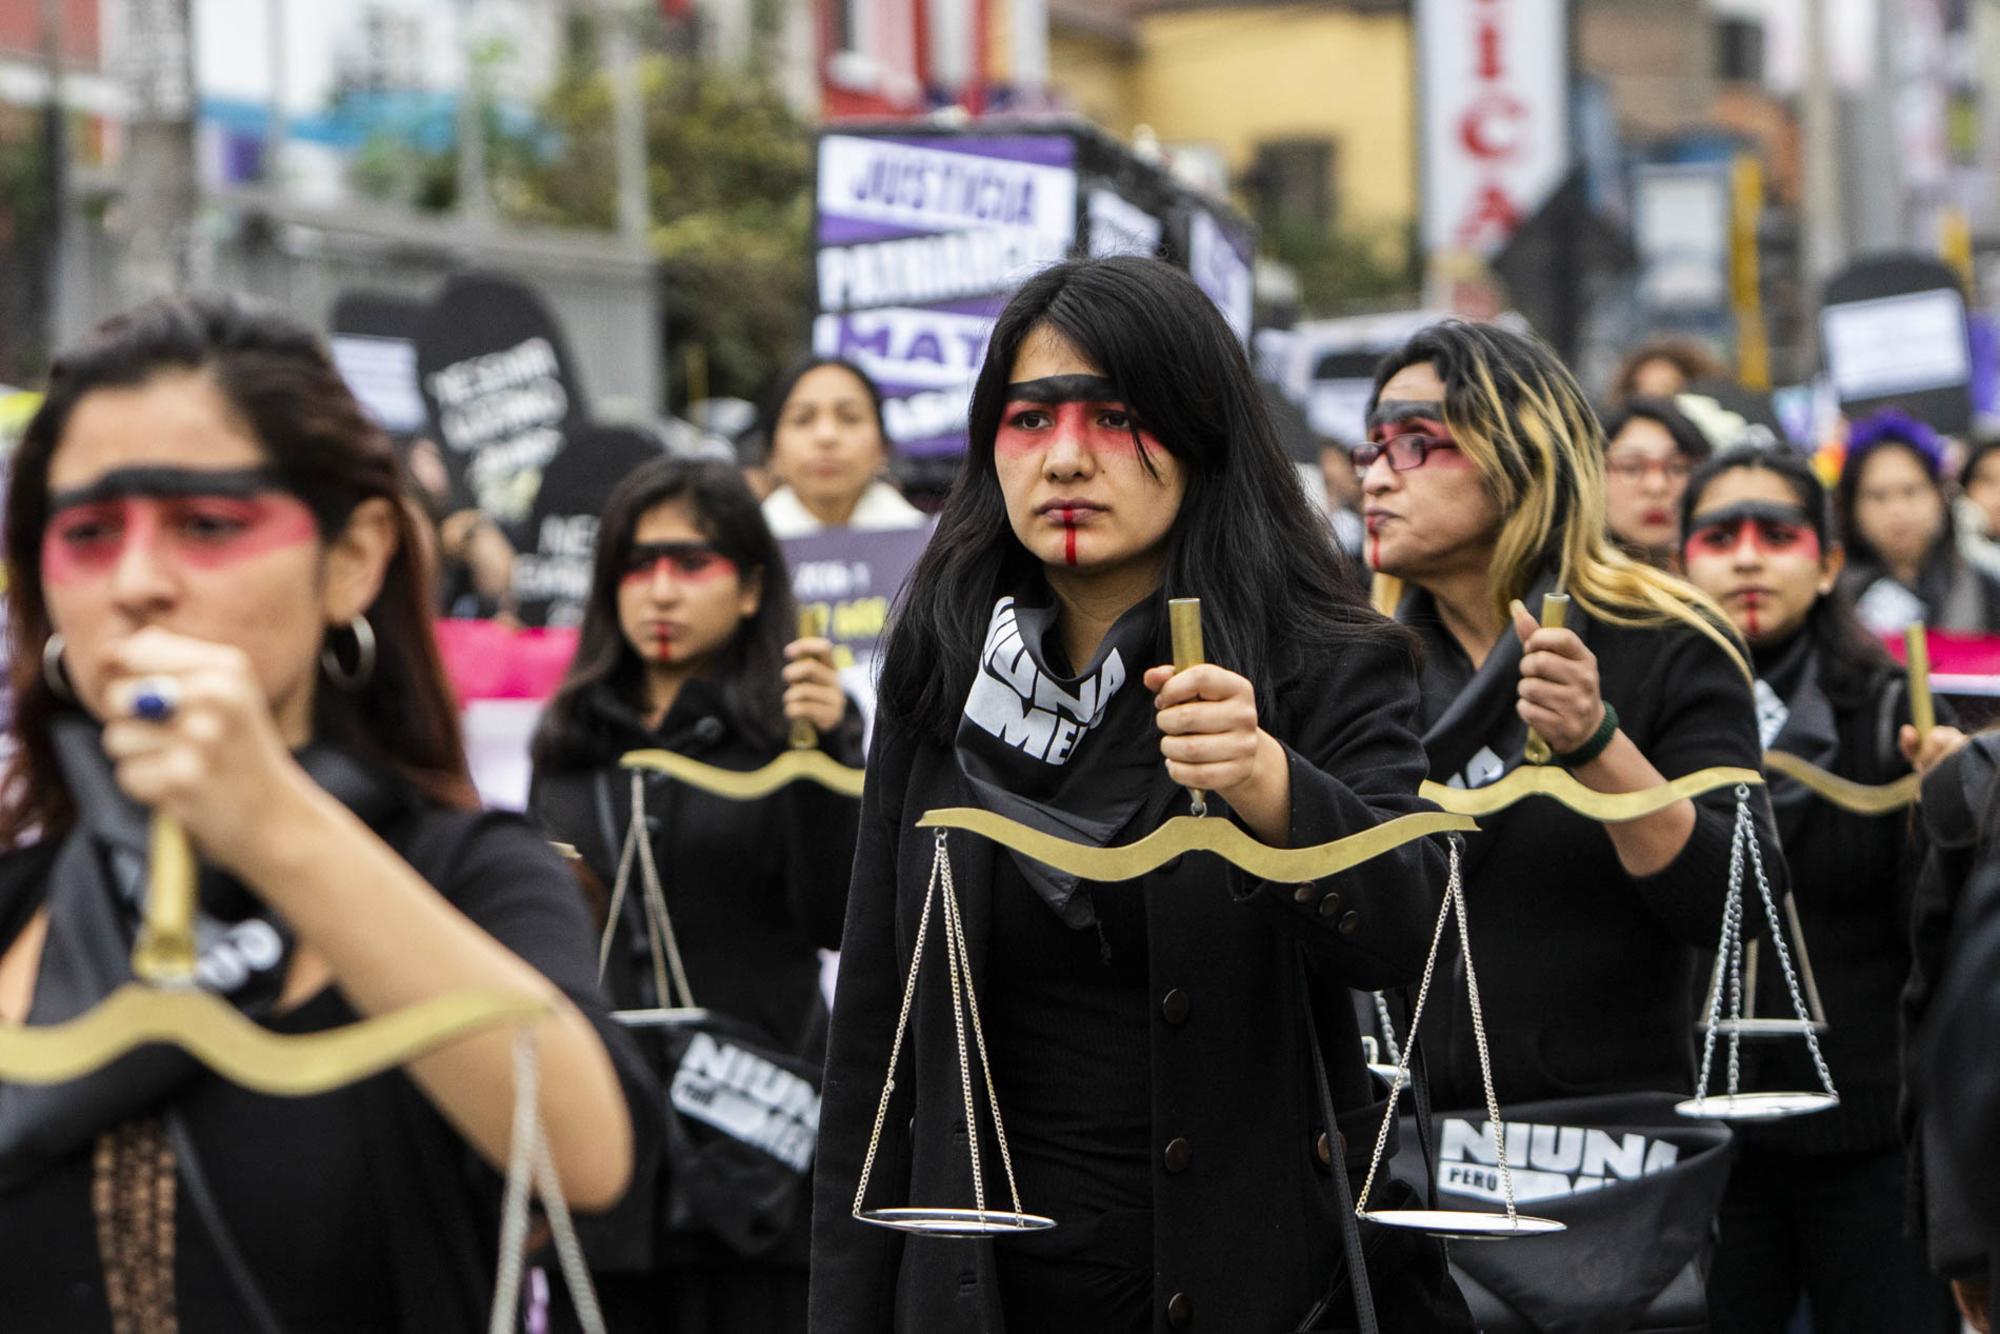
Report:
1511,598,1607,759
1144,663,1291,841
782,636,847,734
98,626,318,876
1899,723,1969,776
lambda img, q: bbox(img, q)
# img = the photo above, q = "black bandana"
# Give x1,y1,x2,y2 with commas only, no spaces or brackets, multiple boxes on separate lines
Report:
0,718,412,1188
954,592,1171,928
1400,573,1566,790
1751,631,1839,846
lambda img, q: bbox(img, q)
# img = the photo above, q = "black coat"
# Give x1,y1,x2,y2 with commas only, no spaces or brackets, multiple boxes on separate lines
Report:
1920,768,2000,1294
1740,659,1937,1155
1902,734,2000,1282
528,678,862,1283
528,678,863,1055
810,636,1450,1334
1401,611,1783,1109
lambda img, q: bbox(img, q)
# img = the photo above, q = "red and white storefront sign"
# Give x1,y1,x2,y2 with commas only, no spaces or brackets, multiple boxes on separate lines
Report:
1417,0,1570,258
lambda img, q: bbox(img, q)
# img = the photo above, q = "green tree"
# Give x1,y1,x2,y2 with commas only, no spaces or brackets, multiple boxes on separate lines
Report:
348,22,816,413
523,44,814,410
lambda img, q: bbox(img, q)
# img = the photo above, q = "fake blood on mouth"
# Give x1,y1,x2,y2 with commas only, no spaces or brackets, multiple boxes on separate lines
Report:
1062,509,1078,566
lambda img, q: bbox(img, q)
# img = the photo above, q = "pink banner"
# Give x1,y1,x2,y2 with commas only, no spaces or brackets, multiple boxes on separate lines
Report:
435,619,578,701
1884,629,2000,677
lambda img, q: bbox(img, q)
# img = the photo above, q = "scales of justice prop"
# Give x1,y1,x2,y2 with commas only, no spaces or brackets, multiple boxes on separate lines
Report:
605,609,867,1031
1661,621,1937,1118
1351,593,1889,1241
841,598,1480,1239
0,810,607,1334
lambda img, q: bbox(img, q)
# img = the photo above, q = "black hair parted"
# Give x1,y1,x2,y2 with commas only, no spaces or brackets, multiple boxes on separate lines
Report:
533,457,796,769
1680,444,1894,706
875,256,1409,747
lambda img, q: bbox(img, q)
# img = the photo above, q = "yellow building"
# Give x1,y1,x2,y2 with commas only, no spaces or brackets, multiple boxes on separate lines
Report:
1006,0,1419,269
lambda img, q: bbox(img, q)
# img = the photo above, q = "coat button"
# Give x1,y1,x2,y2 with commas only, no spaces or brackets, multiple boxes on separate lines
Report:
1316,1131,1346,1166
1167,1292,1192,1327
1161,989,1191,1025
1337,909,1361,935
1164,1137,1192,1173
1292,883,1317,905
1317,890,1343,918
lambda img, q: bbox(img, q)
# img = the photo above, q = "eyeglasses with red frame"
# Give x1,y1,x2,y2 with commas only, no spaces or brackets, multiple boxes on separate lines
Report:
1351,434,1459,473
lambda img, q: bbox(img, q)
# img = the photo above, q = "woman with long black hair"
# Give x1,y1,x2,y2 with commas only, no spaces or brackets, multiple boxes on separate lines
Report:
810,256,1468,1333
529,457,861,1331
1676,444,1961,1332
0,295,656,1330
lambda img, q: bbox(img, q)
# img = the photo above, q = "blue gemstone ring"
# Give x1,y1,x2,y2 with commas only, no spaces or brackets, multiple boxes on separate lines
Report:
130,678,181,724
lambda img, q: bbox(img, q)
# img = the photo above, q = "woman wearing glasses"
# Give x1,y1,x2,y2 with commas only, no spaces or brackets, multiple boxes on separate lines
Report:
1358,322,1779,1328
1600,397,1713,569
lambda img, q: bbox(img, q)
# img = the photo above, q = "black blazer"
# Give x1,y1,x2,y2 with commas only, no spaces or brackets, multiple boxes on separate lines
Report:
810,636,1447,1334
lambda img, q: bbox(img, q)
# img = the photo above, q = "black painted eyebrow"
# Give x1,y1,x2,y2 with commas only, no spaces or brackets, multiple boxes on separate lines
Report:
1005,375,1126,406
625,540,719,563
1686,500,1813,533
1366,399,1446,433
49,466,288,512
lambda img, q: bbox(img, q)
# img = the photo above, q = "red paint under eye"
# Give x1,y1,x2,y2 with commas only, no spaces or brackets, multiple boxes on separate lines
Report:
41,495,317,585
620,551,738,587
996,402,1153,457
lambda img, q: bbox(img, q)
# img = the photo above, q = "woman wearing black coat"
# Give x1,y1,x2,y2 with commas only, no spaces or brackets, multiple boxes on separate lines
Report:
1676,445,1962,1332
529,458,861,1332
810,257,1469,1334
1361,323,1782,1115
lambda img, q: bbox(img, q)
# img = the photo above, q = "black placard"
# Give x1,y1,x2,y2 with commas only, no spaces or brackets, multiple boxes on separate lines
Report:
1821,254,1973,437
415,273,587,530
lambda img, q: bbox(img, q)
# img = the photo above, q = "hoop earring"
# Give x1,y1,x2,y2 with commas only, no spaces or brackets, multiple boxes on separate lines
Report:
320,616,376,691
42,633,74,702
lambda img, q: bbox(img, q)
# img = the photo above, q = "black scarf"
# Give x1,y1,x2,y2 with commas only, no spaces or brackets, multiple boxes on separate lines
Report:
1400,574,1566,790
953,591,1171,928
1752,630,1840,847
0,718,415,1189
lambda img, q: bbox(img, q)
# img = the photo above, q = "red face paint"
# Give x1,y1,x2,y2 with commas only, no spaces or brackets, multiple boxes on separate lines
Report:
1682,513,1822,565
1062,509,1078,565
996,401,1157,458
41,493,319,586
619,543,738,590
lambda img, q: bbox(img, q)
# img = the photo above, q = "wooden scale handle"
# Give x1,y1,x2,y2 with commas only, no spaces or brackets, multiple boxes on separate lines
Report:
1905,622,1935,745
1169,598,1207,814
790,606,828,751
1522,592,1571,765
132,815,198,984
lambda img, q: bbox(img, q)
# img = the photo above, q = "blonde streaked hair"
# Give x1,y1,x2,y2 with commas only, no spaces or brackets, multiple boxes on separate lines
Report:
1368,321,1748,678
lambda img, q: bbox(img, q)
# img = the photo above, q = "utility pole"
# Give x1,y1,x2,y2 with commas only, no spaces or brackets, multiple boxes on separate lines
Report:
117,0,200,304
40,0,66,349
264,0,287,185
1800,0,1845,288
599,0,651,243
456,0,492,224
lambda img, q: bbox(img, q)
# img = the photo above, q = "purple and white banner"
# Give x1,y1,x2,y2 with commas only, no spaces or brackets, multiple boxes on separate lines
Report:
814,133,1079,458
